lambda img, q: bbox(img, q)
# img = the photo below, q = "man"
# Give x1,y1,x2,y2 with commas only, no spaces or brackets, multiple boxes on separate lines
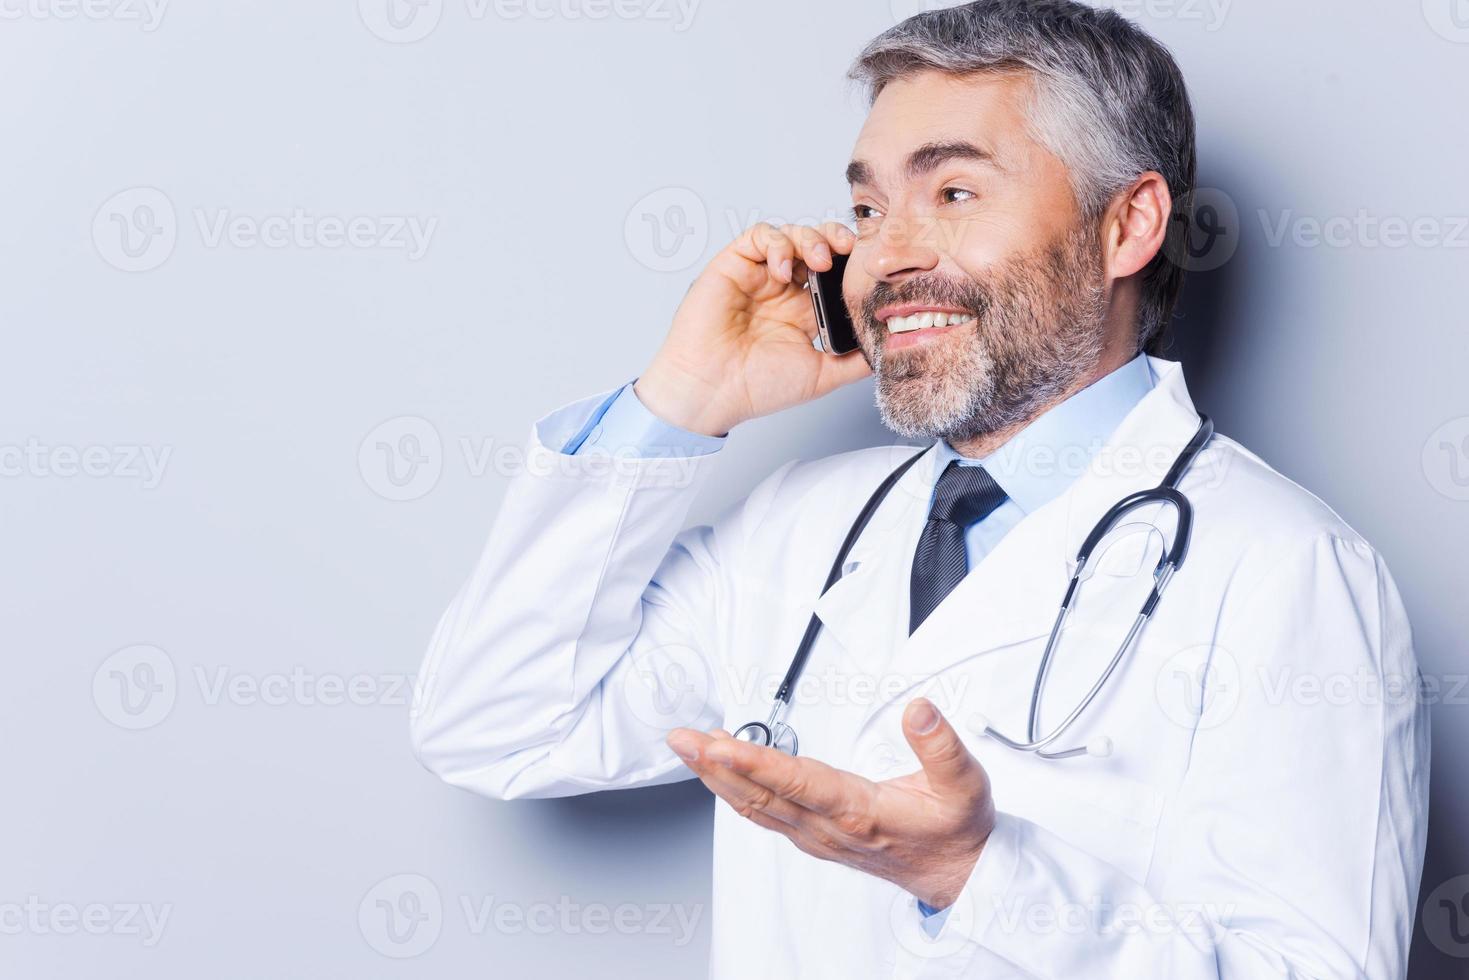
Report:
410,2,1429,976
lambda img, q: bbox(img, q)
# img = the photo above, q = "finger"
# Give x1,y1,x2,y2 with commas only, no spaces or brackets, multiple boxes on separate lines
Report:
728,222,796,283
702,736,875,820
691,763,852,863
666,726,716,765
902,698,986,795
793,223,859,289
693,751,819,829
669,728,812,823
816,343,874,387
780,223,833,275
816,221,857,255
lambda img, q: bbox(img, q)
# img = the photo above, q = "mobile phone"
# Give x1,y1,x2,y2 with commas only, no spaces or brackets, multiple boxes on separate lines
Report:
807,251,860,355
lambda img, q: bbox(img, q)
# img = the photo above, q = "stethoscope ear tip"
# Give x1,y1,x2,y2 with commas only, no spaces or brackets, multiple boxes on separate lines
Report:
1086,735,1114,758
965,712,991,736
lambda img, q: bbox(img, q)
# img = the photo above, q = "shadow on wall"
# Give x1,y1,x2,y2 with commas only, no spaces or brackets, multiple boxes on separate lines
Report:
1165,180,1462,979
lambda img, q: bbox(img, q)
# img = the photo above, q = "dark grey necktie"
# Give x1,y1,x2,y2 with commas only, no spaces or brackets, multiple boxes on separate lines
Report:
909,460,1008,634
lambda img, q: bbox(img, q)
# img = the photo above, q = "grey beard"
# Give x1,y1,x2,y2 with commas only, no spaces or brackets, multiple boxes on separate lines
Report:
865,228,1109,444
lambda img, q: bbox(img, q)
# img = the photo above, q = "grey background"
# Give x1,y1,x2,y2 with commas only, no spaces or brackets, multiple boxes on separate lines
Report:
1,0,1465,976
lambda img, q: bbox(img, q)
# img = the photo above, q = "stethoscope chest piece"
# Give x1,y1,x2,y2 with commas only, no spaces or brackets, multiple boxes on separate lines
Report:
733,718,799,756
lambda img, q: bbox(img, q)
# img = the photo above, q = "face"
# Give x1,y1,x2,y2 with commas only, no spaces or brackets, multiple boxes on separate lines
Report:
844,70,1110,443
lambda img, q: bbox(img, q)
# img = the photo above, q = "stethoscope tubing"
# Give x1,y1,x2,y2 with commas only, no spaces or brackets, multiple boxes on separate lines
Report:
736,415,1215,760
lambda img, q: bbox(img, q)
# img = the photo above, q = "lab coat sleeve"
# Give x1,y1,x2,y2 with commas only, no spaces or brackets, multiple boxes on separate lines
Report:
409,386,774,800
940,533,1429,978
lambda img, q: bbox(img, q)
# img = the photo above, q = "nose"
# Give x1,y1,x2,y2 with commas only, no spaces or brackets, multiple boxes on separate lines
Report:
862,214,941,283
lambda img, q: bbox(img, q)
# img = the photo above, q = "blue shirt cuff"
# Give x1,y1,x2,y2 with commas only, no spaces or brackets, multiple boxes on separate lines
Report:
562,380,726,457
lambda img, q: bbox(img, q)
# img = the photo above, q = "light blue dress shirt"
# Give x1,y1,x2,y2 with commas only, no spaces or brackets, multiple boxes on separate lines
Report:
560,354,1156,931
564,354,1154,573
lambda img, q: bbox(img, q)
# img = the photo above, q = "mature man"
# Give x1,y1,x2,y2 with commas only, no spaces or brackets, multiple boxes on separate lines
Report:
410,2,1429,976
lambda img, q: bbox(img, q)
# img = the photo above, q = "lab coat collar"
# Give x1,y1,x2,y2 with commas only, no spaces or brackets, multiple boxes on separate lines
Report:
811,357,1205,732
934,352,1156,516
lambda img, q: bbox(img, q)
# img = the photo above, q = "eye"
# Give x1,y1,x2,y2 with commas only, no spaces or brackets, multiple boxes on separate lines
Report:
942,187,977,205
850,203,883,222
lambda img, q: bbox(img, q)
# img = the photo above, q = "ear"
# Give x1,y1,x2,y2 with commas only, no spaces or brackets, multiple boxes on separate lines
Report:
1103,171,1172,283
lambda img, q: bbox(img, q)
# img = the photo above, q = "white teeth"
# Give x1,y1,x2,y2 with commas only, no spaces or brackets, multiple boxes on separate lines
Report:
884,312,972,333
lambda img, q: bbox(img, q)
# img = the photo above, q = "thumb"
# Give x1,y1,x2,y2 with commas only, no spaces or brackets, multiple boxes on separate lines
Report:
902,697,981,790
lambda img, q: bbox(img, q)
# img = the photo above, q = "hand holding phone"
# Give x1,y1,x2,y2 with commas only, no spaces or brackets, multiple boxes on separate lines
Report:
634,222,872,437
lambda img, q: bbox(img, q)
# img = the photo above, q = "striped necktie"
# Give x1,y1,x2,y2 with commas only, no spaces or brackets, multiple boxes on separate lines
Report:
909,460,1008,634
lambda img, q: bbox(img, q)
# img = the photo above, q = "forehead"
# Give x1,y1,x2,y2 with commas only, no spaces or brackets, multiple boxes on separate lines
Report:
849,70,1040,180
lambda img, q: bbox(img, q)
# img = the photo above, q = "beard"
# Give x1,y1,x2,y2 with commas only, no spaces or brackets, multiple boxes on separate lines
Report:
854,225,1109,443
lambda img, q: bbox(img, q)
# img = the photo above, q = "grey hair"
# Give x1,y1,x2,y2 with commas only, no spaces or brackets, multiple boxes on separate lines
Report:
848,0,1197,353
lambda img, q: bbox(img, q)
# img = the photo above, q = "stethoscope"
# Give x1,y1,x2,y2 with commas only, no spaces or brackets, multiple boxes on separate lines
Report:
733,415,1214,761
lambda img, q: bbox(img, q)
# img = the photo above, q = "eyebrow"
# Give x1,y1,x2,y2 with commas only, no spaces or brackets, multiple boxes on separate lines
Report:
845,140,999,187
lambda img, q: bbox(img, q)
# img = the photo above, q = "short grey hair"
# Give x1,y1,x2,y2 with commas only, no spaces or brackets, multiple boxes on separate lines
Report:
848,0,1197,353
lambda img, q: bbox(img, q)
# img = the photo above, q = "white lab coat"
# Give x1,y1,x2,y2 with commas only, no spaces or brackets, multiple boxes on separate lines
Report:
411,357,1429,979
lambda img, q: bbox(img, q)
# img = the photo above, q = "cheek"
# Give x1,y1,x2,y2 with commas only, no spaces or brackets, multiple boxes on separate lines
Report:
841,264,872,319
940,212,1035,270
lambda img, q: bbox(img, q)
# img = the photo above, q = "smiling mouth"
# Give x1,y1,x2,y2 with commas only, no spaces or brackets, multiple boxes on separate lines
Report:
883,311,975,333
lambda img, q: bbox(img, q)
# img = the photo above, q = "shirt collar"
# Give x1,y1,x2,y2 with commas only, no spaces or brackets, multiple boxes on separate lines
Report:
934,352,1155,515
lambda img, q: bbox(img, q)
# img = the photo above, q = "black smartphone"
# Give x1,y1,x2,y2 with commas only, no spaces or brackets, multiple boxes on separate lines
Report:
807,251,861,355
